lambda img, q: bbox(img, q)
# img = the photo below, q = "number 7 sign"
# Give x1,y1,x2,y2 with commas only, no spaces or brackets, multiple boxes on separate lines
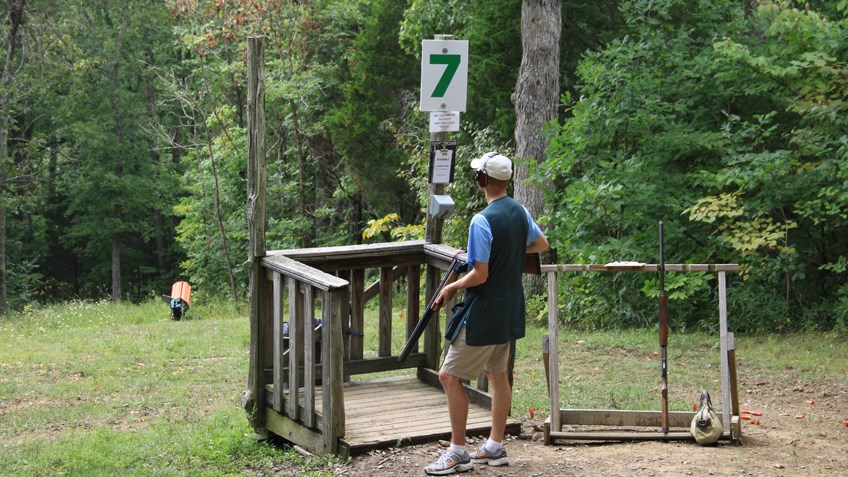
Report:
420,39,468,112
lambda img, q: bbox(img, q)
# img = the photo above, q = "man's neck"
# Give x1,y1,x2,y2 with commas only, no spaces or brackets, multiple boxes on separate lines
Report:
484,187,508,204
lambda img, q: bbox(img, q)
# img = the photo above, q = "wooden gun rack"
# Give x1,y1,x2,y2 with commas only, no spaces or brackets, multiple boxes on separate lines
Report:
542,263,742,444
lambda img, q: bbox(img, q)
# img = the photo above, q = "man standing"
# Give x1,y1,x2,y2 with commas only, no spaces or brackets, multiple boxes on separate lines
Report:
424,152,548,475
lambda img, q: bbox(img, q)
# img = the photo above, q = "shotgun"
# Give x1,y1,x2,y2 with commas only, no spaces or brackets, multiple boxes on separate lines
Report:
658,220,670,434
397,257,464,363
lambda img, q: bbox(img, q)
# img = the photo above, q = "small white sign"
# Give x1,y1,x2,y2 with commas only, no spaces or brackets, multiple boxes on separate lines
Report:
429,111,460,132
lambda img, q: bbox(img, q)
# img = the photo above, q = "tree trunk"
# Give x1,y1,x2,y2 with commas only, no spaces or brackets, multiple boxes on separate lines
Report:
111,231,122,301
514,0,561,295
0,0,26,313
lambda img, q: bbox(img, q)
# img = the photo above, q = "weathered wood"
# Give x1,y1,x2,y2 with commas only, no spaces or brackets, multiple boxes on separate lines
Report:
547,271,560,437
322,289,346,452
269,241,426,271
719,271,731,433
303,285,317,429
266,407,329,456
378,266,393,357
287,278,303,420
728,332,739,418
548,430,695,441
545,413,742,442
406,265,421,352
559,409,700,428
349,269,365,360
423,264,442,369
272,273,284,412
245,35,267,433
541,263,740,273
338,376,520,456
543,263,741,445
363,265,406,302
261,254,348,291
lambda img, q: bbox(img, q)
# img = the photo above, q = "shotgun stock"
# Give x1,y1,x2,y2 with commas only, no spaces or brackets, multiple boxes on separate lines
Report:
659,220,669,433
397,258,463,363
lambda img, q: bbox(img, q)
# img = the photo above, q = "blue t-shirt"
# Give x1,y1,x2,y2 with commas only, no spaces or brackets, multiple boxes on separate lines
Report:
466,205,542,267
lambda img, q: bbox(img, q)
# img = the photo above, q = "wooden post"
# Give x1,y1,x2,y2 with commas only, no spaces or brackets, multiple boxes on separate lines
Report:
547,271,560,441
244,35,267,435
423,37,452,245
423,34,453,369
718,271,731,434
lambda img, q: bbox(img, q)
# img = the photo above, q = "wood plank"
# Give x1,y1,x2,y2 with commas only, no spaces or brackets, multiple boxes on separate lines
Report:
363,265,407,302
261,254,348,291
349,269,365,360
719,271,731,433
548,272,561,434
245,36,268,435
378,266,393,357
271,240,426,261
272,272,284,412
541,263,740,273
548,430,695,441
287,278,303,419
270,241,426,271
266,407,329,456
303,285,317,429
559,409,703,428
406,265,421,350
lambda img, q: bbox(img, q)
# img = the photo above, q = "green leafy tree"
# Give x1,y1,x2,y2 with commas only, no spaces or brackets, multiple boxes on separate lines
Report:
545,0,848,331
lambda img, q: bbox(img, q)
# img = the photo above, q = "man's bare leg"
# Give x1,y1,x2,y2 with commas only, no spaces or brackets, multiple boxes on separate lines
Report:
439,371,468,445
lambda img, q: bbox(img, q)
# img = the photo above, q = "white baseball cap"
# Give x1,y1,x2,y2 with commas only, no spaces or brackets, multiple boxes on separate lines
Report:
470,152,513,181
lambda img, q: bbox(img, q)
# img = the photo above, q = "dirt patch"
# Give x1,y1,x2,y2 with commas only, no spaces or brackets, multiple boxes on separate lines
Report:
337,380,848,476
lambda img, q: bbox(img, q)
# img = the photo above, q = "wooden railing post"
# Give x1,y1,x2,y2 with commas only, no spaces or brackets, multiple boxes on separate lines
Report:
322,288,347,453
244,35,267,435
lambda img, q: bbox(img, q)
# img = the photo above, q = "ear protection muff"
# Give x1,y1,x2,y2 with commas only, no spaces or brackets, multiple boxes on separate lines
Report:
475,152,498,187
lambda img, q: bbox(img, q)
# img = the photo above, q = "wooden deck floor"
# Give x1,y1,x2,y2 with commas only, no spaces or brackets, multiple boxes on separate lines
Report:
333,375,521,456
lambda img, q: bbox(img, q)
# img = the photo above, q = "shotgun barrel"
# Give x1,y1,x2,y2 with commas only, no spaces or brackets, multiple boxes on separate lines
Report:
397,258,463,362
659,220,669,433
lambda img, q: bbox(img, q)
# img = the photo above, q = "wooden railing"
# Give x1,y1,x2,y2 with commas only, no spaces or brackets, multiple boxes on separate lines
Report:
255,240,462,454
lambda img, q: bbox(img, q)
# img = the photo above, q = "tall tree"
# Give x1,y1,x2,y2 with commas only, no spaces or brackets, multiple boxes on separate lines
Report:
514,0,561,293
0,0,26,313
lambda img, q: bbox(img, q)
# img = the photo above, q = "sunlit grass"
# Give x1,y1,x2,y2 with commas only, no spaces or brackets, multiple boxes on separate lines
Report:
0,299,340,477
2,298,845,475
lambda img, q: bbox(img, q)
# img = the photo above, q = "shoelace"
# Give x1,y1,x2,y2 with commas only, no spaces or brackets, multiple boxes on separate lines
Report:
435,450,459,466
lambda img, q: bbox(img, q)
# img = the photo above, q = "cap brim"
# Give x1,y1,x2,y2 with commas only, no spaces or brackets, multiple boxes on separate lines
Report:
470,158,483,170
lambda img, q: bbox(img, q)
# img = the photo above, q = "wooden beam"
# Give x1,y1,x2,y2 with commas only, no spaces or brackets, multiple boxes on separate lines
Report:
559,409,699,428
303,285,317,429
272,273,284,412
261,255,348,291
541,263,740,273
363,265,407,302
245,35,267,433
378,267,393,357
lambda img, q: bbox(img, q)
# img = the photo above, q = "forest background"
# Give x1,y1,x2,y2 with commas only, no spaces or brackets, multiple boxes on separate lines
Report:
1,0,846,333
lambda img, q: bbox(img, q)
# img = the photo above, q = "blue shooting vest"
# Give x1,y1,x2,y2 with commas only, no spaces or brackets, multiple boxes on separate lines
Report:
455,196,529,346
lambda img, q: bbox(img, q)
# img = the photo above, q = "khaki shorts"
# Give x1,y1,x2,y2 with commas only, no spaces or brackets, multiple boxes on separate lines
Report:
441,326,510,381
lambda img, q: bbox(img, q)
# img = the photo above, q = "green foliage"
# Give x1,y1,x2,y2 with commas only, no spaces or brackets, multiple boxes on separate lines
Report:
544,0,848,331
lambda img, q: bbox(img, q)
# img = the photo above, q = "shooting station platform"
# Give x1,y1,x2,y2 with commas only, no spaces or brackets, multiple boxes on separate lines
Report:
247,240,520,457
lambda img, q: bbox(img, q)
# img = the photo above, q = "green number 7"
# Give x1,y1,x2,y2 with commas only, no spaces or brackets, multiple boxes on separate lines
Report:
429,54,460,98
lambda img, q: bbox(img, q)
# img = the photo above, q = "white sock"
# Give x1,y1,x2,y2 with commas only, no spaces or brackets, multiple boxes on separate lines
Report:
484,438,503,452
449,443,466,455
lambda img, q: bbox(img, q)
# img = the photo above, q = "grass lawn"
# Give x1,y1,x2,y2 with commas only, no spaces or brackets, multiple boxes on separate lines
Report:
1,299,845,476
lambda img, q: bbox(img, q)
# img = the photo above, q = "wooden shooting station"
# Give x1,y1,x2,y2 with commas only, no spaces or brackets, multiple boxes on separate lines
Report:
242,36,518,457
542,262,743,444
